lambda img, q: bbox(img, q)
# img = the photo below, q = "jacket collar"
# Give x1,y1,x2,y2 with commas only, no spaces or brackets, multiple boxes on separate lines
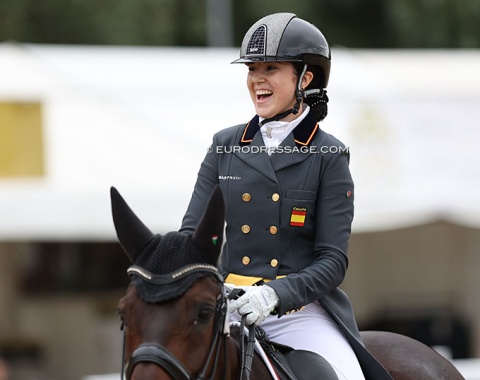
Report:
239,111,319,147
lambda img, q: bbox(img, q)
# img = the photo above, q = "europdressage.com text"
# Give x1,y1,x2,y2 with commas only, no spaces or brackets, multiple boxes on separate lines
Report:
208,145,349,154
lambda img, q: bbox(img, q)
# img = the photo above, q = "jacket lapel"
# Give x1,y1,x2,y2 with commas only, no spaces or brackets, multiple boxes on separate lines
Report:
235,120,277,182
234,112,321,177
269,134,311,171
270,112,320,171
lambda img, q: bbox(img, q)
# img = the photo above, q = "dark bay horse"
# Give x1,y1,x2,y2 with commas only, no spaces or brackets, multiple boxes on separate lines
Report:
111,186,464,380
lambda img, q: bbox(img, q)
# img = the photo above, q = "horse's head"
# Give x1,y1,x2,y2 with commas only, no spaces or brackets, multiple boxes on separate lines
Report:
111,186,227,380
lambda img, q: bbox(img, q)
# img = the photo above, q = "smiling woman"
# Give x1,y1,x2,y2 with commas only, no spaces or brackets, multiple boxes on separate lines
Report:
179,12,389,380
246,62,312,123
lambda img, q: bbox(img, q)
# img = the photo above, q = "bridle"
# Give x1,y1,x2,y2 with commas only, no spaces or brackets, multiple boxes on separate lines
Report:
121,263,229,380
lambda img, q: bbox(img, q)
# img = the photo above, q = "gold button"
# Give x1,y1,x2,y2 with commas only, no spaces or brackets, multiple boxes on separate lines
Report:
241,225,251,234
242,193,251,202
242,256,251,265
269,226,278,235
270,259,279,268
272,193,280,202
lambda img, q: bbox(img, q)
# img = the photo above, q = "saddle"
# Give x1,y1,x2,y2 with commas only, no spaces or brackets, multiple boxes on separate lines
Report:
253,326,339,380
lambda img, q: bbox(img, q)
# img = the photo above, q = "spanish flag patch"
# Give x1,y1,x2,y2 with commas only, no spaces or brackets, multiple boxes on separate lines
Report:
290,207,307,227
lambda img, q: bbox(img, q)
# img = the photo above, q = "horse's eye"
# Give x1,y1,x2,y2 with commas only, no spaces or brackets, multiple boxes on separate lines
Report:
198,306,215,322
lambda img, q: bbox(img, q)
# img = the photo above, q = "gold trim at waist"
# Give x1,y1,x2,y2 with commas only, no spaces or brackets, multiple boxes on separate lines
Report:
225,273,286,286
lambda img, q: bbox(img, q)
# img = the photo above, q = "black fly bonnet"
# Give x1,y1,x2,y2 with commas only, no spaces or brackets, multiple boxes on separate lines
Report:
110,186,225,303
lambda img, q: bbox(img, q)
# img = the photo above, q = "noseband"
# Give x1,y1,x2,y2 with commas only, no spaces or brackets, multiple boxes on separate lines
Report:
121,263,228,380
125,343,191,379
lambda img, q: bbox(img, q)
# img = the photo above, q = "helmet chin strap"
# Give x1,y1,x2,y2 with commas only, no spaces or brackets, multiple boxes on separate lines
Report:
258,108,295,127
258,64,307,128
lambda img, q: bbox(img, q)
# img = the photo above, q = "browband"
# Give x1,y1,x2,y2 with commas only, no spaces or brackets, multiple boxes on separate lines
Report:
127,264,224,285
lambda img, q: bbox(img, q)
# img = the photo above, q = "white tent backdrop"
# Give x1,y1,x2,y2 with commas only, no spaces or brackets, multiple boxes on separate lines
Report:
1,43,479,240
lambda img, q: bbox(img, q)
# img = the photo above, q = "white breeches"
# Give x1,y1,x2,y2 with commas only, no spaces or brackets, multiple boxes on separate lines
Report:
231,302,365,380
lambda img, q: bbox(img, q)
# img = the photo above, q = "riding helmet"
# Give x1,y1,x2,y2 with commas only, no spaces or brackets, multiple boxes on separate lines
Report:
232,12,331,88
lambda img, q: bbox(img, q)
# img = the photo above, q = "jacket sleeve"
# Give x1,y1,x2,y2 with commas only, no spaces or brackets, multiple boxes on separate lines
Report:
179,135,220,234
267,148,354,316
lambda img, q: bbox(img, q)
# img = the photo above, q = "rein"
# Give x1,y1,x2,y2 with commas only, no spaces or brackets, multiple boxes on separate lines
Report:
121,263,229,380
239,316,256,380
227,288,256,380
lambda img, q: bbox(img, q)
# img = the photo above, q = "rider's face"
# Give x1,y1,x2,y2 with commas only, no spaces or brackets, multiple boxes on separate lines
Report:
246,62,311,122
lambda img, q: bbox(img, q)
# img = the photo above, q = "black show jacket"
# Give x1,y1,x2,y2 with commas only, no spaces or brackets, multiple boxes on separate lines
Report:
181,112,392,379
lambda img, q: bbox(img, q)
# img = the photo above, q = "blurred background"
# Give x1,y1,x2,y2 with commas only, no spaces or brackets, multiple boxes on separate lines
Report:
1,0,480,379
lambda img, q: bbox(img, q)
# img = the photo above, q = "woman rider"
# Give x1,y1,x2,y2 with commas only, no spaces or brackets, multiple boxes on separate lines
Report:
180,12,391,380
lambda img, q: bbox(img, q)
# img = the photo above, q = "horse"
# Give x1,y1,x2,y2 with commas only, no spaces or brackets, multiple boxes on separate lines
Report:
111,186,465,380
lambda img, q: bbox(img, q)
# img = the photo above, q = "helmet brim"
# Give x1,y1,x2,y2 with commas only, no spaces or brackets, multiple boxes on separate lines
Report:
231,56,303,64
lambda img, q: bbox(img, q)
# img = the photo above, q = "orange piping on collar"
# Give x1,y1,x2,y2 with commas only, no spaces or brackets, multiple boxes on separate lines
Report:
294,122,319,146
240,120,253,143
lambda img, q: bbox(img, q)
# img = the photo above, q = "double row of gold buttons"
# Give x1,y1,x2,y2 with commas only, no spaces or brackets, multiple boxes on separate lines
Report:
240,192,280,268
241,192,279,235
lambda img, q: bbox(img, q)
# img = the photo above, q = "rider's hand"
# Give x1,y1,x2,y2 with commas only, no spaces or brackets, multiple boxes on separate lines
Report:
229,285,279,326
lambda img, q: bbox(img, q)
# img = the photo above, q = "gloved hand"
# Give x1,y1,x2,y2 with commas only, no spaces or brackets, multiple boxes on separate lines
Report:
229,285,279,326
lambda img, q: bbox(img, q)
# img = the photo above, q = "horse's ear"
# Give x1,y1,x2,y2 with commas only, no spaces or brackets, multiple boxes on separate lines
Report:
191,185,225,265
110,187,154,263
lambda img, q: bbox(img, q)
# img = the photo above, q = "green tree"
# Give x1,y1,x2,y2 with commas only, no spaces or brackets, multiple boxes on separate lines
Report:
0,0,479,48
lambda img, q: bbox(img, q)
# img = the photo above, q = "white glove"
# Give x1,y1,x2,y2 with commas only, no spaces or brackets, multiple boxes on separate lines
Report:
229,285,279,326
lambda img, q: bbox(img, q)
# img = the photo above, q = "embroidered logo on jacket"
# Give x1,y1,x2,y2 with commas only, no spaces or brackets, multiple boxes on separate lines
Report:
218,175,241,181
290,207,307,227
